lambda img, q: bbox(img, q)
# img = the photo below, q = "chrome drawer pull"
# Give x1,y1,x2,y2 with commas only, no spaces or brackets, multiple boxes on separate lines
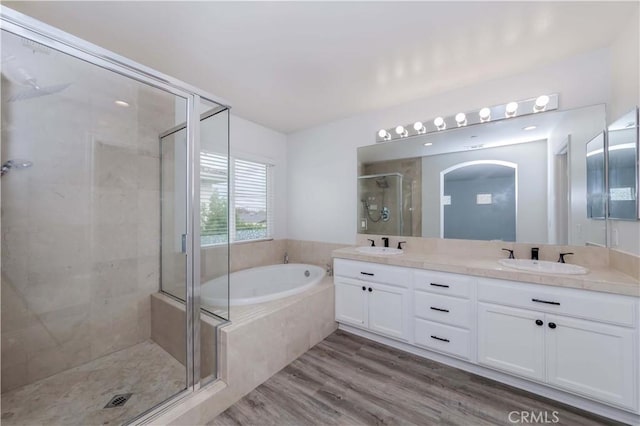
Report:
531,298,560,306
430,307,449,313
430,282,449,288
360,272,374,276
430,335,450,343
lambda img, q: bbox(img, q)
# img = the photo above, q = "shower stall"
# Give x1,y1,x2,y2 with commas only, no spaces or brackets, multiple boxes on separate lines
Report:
0,7,229,425
358,173,404,235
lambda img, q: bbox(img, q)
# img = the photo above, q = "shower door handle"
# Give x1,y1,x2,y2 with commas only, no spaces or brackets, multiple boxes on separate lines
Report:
181,234,188,254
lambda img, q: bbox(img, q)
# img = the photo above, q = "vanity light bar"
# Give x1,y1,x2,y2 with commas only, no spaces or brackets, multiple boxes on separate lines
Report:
375,94,559,143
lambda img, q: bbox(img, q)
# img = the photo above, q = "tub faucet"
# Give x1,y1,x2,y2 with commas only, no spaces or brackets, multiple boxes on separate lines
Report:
326,263,333,277
381,237,389,248
284,252,289,264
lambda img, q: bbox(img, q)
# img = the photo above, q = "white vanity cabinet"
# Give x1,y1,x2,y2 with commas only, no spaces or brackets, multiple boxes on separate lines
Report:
334,259,411,341
477,278,638,411
333,257,640,421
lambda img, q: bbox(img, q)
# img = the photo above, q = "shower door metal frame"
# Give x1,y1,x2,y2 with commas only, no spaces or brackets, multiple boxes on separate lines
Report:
0,5,230,424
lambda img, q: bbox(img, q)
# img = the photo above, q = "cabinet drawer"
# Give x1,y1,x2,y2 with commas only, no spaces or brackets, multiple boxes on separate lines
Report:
477,279,637,327
414,318,471,360
414,270,474,299
334,259,411,287
414,291,472,329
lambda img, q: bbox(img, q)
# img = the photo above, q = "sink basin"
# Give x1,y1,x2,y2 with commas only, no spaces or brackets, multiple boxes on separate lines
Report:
356,246,404,255
498,259,589,275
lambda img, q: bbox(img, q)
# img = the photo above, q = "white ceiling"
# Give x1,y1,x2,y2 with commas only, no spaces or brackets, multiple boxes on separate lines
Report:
5,1,638,133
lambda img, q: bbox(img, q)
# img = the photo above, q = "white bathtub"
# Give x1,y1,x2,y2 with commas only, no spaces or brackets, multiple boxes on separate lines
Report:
201,263,326,307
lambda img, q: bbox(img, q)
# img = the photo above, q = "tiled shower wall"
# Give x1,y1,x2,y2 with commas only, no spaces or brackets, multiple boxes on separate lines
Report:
1,84,175,392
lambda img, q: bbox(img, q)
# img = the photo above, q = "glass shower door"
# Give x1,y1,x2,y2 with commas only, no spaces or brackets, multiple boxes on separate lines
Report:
159,101,229,386
160,126,188,302
0,27,190,425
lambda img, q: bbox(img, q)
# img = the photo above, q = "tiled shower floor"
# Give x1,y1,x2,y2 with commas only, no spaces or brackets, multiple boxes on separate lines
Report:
1,340,185,426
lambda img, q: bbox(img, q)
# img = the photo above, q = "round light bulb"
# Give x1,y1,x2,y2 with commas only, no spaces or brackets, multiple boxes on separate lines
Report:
479,107,491,121
505,102,518,117
395,125,406,135
535,95,549,108
377,129,388,138
413,121,424,132
534,95,550,112
433,117,446,130
455,112,467,126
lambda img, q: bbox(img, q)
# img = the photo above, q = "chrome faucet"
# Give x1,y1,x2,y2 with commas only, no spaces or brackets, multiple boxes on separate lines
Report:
284,252,289,264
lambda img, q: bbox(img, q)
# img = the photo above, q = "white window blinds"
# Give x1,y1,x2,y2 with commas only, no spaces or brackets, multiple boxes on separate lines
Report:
200,152,229,245
201,153,273,245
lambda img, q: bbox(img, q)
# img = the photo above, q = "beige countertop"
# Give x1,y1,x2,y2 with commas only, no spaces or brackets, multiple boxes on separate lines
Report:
332,247,640,297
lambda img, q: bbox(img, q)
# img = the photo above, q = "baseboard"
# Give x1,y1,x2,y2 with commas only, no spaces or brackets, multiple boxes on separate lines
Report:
339,324,640,426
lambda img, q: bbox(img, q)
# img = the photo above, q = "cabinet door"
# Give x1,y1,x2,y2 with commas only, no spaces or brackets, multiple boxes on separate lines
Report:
368,282,410,341
546,315,636,410
478,303,545,381
335,279,368,328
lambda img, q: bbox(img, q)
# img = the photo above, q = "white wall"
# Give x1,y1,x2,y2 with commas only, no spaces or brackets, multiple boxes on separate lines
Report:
609,10,640,121
547,105,608,248
230,114,288,239
608,10,640,255
287,49,612,244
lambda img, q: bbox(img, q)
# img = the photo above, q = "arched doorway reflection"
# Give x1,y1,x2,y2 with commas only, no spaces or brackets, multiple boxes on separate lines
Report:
440,160,517,241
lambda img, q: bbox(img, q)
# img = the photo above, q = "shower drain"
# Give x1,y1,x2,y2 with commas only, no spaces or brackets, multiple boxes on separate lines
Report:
104,393,132,409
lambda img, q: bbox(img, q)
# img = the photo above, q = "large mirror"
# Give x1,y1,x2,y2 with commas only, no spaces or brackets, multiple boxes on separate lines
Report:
358,104,607,246
607,108,639,220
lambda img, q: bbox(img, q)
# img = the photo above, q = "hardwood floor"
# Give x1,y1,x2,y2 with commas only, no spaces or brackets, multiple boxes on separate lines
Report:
211,330,622,426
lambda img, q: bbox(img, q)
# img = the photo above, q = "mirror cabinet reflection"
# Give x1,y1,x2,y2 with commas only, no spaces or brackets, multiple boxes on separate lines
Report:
586,132,606,219
608,108,639,221
358,103,640,248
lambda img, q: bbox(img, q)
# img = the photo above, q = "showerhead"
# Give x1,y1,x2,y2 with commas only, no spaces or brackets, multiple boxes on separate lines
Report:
8,83,71,102
375,177,389,189
1,159,33,177
2,54,71,102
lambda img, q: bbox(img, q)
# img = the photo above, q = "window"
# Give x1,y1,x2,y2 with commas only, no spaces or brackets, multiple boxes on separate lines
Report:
200,153,273,245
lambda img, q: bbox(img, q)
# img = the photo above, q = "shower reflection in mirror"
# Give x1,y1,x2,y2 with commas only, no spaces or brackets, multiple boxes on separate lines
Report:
358,157,421,237
358,173,404,235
